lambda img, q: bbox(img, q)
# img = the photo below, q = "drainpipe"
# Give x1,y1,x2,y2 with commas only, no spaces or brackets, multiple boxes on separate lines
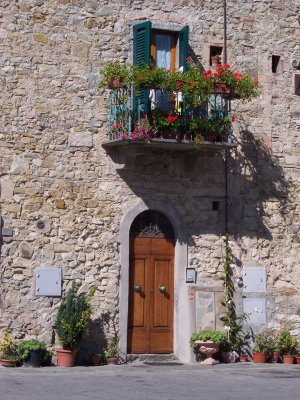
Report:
223,0,228,236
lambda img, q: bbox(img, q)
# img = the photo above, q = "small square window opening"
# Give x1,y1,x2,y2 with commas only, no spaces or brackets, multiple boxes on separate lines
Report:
295,74,300,96
212,201,220,211
272,55,281,73
210,46,223,66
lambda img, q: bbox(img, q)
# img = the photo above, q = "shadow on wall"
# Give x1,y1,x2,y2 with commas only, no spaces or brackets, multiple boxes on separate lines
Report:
228,129,291,241
115,127,291,245
77,311,120,365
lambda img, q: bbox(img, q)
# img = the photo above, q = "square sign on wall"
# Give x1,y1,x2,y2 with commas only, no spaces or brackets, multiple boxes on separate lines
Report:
243,298,266,324
35,268,62,297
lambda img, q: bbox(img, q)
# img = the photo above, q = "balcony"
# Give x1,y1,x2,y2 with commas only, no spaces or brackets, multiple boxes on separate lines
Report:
102,88,236,169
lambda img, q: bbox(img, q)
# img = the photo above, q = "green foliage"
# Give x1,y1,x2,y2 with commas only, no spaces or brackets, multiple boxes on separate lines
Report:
56,282,95,350
99,62,258,103
105,336,119,359
0,331,18,360
277,330,299,355
17,339,47,361
99,61,131,88
220,236,249,351
253,332,275,354
189,330,230,352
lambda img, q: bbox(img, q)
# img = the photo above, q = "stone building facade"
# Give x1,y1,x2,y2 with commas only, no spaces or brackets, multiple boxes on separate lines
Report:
0,0,299,363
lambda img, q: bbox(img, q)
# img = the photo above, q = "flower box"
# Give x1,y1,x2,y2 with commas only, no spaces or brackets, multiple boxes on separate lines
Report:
214,83,232,95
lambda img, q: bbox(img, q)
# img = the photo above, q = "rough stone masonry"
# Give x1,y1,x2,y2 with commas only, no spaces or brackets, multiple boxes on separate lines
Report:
0,0,299,361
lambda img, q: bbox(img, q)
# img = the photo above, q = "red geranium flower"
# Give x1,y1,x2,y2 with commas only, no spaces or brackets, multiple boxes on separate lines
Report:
231,117,236,122
186,57,191,62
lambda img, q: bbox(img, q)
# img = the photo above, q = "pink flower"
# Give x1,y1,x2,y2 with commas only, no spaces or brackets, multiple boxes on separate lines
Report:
186,57,191,62
231,117,236,123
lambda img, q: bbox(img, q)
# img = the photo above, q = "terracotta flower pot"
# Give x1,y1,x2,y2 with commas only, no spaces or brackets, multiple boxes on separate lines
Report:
282,355,294,364
214,83,232,95
272,352,280,363
0,358,18,367
295,356,300,364
252,352,267,363
107,356,118,365
239,354,248,362
56,349,77,367
108,78,125,89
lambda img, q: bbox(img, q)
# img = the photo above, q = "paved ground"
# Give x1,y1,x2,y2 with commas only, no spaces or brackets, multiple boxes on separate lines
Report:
1,363,300,400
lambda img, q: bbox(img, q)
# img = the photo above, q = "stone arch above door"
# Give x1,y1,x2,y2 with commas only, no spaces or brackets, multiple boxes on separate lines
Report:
118,200,191,362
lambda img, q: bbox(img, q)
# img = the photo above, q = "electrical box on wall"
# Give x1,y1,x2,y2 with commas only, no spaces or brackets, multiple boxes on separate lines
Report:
243,267,266,293
35,268,62,297
186,268,196,283
243,298,266,324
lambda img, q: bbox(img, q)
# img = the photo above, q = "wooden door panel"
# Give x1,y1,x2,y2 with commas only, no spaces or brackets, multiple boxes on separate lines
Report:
129,258,146,327
151,238,174,255
152,258,171,328
127,255,150,353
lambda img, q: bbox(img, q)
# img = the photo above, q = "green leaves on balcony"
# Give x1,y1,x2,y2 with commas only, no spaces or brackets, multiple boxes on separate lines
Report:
99,61,259,103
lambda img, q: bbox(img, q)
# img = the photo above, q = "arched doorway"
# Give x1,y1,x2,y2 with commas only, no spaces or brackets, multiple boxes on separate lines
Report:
127,210,175,354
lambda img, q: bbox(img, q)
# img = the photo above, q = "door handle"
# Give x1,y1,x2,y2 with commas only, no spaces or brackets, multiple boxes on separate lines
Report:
134,284,142,293
159,285,167,294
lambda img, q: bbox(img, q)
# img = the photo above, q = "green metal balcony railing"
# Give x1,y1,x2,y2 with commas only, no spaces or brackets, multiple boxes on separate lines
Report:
108,88,234,144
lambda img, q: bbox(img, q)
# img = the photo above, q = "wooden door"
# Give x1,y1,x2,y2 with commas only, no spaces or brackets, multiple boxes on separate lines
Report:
127,237,174,354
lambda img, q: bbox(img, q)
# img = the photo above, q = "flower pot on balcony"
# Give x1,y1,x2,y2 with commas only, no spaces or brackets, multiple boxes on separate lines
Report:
282,355,294,364
214,83,232,95
252,352,267,363
108,78,125,89
295,356,300,364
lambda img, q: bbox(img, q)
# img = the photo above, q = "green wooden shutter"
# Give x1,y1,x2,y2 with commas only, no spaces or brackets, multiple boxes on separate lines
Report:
133,21,151,115
179,25,189,72
133,21,151,65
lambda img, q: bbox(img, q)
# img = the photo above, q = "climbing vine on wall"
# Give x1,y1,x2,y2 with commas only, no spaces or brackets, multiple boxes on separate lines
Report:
220,235,248,351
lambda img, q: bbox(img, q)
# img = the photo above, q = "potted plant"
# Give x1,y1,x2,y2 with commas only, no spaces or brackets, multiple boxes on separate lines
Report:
0,331,19,367
105,336,119,365
99,61,131,89
130,116,153,142
18,339,48,368
190,330,230,364
55,282,95,367
252,332,272,363
278,330,298,364
295,349,300,365
211,64,258,100
239,353,248,362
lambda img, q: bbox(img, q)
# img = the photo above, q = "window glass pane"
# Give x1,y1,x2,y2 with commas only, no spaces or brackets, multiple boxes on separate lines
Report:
156,34,171,69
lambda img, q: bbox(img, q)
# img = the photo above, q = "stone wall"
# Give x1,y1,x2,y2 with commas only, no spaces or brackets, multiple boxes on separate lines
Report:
0,0,299,356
